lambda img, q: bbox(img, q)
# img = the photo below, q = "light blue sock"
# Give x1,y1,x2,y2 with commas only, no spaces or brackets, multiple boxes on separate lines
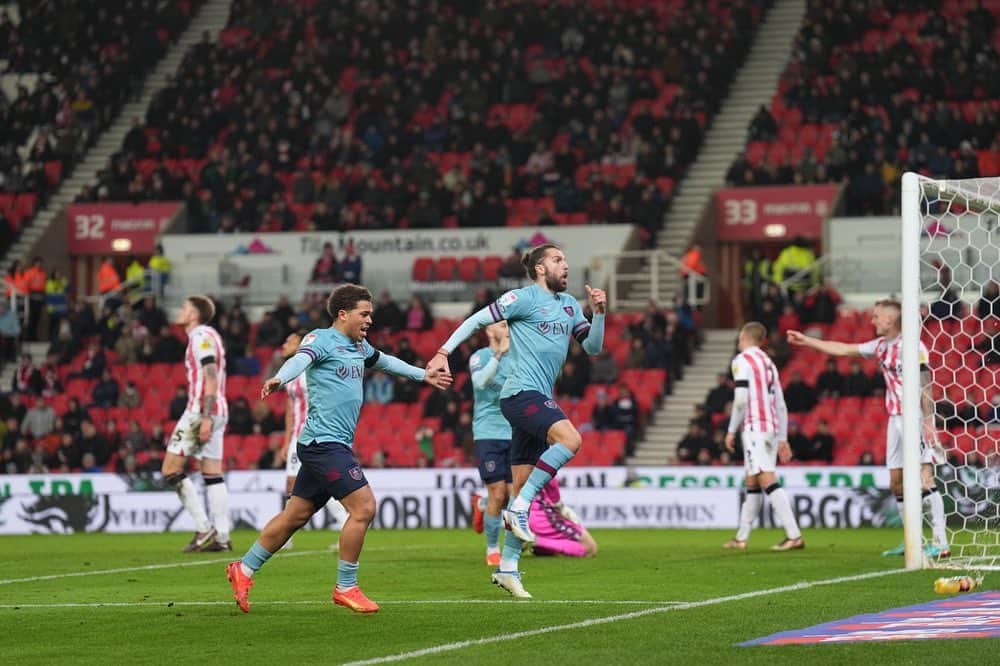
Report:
513,443,574,510
241,541,273,573
499,527,523,572
337,559,359,589
484,512,502,550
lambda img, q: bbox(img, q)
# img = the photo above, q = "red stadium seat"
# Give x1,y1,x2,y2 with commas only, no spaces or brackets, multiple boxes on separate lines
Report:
457,256,481,282
432,257,458,281
412,257,434,282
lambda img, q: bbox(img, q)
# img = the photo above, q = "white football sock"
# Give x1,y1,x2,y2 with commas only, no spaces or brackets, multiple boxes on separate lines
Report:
206,480,230,541
767,487,802,540
924,490,948,547
177,478,211,533
735,491,763,542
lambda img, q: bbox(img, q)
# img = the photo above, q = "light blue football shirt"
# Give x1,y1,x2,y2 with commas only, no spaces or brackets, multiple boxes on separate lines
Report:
469,346,512,441
487,284,593,399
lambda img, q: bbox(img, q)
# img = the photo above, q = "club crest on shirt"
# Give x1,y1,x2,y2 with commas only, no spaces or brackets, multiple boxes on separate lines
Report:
564,306,574,316
348,466,363,481
498,292,518,307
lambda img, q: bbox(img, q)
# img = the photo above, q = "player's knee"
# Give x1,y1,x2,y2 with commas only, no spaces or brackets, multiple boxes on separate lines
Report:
350,497,377,524
487,484,508,508
163,472,186,489
561,430,583,453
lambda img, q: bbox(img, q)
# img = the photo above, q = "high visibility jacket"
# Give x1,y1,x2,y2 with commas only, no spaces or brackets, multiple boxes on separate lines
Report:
97,262,121,294
24,266,47,293
45,277,69,315
149,253,171,274
125,260,145,285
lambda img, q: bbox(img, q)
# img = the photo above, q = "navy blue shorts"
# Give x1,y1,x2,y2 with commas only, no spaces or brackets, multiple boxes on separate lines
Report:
474,439,513,485
292,440,369,506
500,391,568,466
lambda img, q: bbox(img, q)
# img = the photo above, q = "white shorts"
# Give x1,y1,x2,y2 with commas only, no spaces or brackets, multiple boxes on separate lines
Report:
167,410,227,461
885,415,938,469
285,439,301,477
742,432,778,476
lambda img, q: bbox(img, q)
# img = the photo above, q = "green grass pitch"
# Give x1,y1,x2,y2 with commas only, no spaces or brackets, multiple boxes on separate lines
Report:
2,528,997,664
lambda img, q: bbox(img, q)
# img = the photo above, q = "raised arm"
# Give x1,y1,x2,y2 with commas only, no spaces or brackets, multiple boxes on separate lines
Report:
579,284,607,355
786,330,863,357
371,349,452,390
262,351,314,398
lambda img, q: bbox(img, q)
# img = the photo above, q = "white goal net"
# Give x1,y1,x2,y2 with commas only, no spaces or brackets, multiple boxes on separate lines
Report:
904,173,1000,573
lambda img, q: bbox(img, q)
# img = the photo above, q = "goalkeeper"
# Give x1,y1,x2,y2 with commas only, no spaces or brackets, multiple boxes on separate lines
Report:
529,479,597,558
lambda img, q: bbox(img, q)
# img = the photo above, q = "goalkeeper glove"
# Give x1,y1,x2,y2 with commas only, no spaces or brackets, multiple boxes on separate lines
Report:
555,501,581,525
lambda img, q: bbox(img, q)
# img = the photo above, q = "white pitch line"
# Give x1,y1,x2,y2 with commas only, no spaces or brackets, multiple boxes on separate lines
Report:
339,568,910,666
0,599,684,610
0,543,442,586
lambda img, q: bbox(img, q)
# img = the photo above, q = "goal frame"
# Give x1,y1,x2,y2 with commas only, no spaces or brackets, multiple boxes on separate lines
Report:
901,171,1000,571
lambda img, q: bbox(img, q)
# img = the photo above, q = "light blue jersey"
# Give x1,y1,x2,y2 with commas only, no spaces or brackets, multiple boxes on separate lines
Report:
469,347,512,440
441,283,605,399
275,327,425,447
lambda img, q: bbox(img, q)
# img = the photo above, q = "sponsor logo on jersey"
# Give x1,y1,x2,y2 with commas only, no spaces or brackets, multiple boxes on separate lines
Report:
498,292,518,307
538,322,550,334
199,338,212,350
335,364,364,379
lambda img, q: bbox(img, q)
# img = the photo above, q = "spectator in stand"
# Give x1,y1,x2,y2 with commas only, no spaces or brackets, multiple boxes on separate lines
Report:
806,420,835,463
91,369,120,408
310,242,339,284
149,245,171,297
404,296,434,332
498,249,524,279
816,358,844,398
772,237,817,294
96,257,122,303
677,423,710,463
803,281,841,325
591,389,615,430
372,292,405,333
364,371,395,405
625,338,646,369
62,398,87,435
841,360,872,398
743,248,771,320
555,360,588,400
784,370,817,413
251,401,280,435
679,244,707,305
151,325,185,363
77,419,111,467
339,243,362,284
766,329,791,369
168,386,188,421
21,397,56,440
125,420,148,451
786,419,811,461
930,262,962,322
705,373,734,415
748,106,778,142
136,296,167,334
254,312,284,349
105,420,123,453
776,304,801,336
0,299,20,364
97,303,124,349
44,270,69,341
227,397,253,436
12,354,42,394
39,364,62,399
611,384,639,450
977,281,1000,320
23,257,46,341
590,349,619,385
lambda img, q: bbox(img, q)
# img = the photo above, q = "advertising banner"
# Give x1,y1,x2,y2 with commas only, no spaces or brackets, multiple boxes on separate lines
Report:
67,203,180,255
756,487,899,530
159,225,634,300
716,185,839,241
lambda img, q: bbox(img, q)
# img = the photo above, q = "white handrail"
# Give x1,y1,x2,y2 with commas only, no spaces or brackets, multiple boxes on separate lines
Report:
597,249,710,309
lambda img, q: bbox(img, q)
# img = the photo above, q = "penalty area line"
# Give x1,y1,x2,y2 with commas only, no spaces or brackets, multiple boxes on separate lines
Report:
339,568,910,666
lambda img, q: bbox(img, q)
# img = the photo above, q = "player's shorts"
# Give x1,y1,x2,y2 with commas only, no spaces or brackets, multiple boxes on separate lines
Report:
742,431,779,476
474,438,512,484
530,509,586,557
500,391,569,466
293,440,369,506
886,415,939,469
285,438,301,477
166,410,226,460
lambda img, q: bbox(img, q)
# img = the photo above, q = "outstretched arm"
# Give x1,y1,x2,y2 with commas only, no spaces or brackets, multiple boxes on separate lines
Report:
262,352,313,398
373,351,452,390
786,330,862,357
427,306,496,373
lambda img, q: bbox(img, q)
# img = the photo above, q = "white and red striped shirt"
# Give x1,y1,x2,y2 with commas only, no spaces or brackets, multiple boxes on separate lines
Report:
730,346,786,435
857,336,929,416
286,373,309,445
184,324,228,420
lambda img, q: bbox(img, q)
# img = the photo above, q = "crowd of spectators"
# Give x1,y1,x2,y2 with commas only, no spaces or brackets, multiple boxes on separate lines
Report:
77,0,768,244
0,1,202,252
727,0,1000,216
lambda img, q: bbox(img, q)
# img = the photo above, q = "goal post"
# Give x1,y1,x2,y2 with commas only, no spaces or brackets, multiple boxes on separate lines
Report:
902,171,1000,574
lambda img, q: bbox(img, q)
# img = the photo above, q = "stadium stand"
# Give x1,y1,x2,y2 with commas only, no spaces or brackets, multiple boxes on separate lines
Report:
726,0,1000,215
0,293,686,474
0,1,204,248
76,0,770,245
